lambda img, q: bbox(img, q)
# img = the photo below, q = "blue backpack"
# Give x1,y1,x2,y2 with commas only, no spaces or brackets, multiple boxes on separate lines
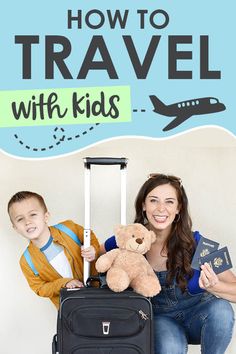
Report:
23,223,82,276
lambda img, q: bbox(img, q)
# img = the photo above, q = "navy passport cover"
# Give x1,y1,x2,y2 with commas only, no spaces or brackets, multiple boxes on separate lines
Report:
191,236,219,270
199,246,232,274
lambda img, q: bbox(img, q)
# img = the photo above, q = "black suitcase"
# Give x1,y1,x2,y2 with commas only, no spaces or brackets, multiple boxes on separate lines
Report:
53,287,154,354
52,158,154,354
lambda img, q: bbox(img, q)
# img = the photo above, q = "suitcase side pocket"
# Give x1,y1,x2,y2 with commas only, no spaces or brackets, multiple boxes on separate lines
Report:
64,305,148,338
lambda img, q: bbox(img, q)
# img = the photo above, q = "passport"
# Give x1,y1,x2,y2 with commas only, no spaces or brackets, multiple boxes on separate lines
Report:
191,236,219,270
199,246,233,274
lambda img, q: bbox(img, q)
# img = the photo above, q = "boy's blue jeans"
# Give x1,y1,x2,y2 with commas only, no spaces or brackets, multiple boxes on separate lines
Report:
152,271,235,354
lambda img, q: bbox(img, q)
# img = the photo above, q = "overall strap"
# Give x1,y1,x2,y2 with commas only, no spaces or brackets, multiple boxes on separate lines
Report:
23,222,82,275
53,223,82,246
23,248,39,276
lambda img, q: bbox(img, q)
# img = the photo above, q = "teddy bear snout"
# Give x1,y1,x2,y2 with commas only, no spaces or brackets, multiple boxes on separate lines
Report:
135,238,143,244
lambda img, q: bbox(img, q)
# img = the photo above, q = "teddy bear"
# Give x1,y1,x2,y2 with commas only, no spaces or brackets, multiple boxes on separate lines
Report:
95,223,161,297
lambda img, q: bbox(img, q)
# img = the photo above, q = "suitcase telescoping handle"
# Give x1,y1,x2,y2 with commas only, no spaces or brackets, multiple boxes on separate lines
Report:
84,157,127,167
83,157,128,284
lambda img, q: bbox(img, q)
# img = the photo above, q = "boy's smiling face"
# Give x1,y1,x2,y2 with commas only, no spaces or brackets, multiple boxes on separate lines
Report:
9,197,50,245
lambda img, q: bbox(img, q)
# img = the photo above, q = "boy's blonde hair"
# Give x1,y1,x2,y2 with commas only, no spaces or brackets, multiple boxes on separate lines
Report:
7,191,48,214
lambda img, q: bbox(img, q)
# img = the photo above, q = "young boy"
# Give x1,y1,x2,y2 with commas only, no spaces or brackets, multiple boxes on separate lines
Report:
8,191,100,309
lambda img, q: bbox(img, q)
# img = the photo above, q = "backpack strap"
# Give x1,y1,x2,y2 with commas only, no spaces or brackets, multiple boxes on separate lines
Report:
23,248,39,276
53,223,82,247
23,222,82,275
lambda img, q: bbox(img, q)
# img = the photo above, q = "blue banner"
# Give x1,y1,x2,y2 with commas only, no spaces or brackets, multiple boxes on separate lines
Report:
0,1,234,157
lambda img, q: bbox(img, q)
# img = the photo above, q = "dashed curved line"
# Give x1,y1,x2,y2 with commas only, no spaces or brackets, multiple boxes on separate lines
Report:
13,107,147,152
132,108,147,112
14,124,100,152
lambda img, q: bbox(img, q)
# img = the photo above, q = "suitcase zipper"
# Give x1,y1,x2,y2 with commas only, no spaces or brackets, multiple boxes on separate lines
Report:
138,310,149,320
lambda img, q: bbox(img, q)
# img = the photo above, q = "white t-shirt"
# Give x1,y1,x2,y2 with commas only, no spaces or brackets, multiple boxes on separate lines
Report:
40,236,73,278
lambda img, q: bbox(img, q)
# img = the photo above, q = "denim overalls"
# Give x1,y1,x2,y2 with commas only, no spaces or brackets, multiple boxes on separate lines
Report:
152,270,210,315
151,271,234,354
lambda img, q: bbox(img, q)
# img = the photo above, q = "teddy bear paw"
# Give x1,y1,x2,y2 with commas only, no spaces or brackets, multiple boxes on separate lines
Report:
132,276,161,297
95,256,111,273
107,268,130,292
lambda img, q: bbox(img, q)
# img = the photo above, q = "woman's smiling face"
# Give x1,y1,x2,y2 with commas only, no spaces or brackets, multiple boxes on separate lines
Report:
143,183,180,235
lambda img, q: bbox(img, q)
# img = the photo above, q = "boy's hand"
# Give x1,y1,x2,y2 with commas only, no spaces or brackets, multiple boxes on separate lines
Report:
65,279,84,289
81,245,96,262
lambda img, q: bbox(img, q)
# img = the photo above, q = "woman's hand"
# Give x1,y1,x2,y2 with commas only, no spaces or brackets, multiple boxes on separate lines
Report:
199,262,219,289
81,245,96,262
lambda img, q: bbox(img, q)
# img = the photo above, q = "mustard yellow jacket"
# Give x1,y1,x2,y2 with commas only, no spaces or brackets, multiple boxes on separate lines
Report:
20,220,100,309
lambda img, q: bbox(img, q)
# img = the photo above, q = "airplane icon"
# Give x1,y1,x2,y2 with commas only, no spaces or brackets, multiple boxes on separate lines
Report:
150,96,226,131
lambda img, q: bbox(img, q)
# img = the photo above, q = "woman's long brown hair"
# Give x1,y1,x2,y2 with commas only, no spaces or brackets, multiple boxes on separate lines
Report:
134,174,195,292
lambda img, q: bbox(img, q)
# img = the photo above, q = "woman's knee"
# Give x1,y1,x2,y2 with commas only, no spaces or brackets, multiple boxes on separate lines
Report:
200,299,235,353
208,299,234,324
204,298,235,335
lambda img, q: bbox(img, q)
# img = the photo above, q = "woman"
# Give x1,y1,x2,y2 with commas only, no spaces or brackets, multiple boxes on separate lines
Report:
102,173,235,354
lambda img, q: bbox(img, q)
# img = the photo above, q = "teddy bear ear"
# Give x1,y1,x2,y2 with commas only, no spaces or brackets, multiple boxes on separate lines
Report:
114,224,125,235
149,230,156,243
